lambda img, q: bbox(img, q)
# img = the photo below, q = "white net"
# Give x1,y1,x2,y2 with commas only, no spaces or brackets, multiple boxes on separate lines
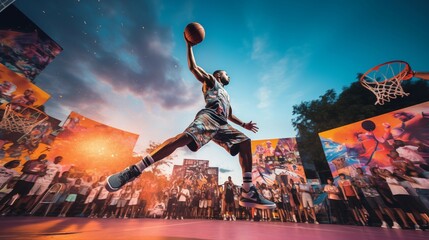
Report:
360,78,409,105
0,103,48,134
360,61,411,105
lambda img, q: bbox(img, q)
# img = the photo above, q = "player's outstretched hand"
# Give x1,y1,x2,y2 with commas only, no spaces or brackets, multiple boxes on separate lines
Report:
244,121,259,133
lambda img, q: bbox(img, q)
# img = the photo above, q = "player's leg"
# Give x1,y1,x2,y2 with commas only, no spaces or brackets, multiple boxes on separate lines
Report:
235,139,276,209
211,123,276,210
106,133,193,192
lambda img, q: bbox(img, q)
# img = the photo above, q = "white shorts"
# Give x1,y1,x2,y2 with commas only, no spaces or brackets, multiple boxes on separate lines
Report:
128,198,139,206
84,195,96,204
301,193,314,208
28,182,50,196
199,199,207,208
109,198,120,206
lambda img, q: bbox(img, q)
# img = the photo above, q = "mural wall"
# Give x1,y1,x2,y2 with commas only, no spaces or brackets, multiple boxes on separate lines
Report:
319,101,429,178
0,5,62,81
251,137,306,186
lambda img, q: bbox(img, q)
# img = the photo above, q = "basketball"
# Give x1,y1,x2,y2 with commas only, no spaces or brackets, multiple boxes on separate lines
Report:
184,22,205,45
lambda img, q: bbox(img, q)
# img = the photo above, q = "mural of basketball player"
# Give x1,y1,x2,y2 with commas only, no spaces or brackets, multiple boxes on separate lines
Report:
10,88,37,110
264,141,275,161
105,33,276,209
253,144,265,165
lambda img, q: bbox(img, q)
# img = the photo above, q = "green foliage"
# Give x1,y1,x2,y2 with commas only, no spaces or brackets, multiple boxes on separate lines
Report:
144,141,175,176
292,78,429,183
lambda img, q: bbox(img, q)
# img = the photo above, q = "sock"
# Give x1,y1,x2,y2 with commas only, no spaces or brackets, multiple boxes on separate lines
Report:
135,155,155,172
242,172,253,192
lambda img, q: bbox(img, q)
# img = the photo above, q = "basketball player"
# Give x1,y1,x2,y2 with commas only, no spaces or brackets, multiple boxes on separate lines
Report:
11,88,37,108
105,34,276,210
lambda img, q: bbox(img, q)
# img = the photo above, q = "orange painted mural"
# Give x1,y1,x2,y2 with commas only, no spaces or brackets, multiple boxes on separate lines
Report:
319,101,429,178
46,112,139,172
0,63,50,107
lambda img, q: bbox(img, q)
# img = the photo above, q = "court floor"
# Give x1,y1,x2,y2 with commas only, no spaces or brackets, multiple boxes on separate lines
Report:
0,217,427,240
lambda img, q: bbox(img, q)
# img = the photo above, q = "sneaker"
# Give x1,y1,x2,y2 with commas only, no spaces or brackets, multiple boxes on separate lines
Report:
239,186,276,209
232,215,236,221
381,221,388,228
180,216,184,220
105,165,141,192
415,225,421,231
314,221,319,224
392,222,401,229
164,216,169,220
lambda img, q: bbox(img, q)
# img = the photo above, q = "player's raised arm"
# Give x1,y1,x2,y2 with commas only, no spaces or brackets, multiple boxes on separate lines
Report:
185,34,215,86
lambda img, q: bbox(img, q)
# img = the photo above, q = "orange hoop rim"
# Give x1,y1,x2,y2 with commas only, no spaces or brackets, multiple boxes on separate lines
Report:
360,60,412,84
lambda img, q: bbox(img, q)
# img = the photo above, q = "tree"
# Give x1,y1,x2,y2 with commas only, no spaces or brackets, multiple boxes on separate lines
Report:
137,141,176,210
292,78,429,183
142,141,175,176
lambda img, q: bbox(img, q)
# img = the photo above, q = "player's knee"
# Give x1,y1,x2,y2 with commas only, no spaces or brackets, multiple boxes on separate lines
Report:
239,139,251,149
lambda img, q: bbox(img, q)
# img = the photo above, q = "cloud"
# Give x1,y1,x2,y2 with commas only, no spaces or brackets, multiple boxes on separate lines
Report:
16,0,199,121
219,168,232,173
250,37,308,109
35,58,108,121
251,36,271,61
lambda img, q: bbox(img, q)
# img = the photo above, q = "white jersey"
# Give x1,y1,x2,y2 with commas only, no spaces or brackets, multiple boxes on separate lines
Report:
97,186,110,200
386,177,409,195
36,161,62,184
262,189,272,199
0,166,18,188
128,189,142,206
109,189,123,205
409,177,429,190
178,188,190,202
84,186,100,204
396,145,424,163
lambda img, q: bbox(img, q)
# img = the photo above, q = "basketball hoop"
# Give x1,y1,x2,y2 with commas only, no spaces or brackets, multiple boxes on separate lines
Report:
360,60,413,105
0,103,48,134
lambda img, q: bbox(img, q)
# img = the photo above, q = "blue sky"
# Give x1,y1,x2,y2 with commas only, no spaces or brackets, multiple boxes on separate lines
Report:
12,0,429,183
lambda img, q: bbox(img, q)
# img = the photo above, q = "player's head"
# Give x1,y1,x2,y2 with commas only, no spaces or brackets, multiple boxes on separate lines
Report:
24,88,34,96
213,70,230,86
54,156,63,164
387,150,399,159
369,167,379,176
356,167,363,174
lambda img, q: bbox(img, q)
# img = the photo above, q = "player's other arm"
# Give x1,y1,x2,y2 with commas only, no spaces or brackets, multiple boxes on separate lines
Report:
413,72,429,80
228,106,259,133
185,34,215,86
